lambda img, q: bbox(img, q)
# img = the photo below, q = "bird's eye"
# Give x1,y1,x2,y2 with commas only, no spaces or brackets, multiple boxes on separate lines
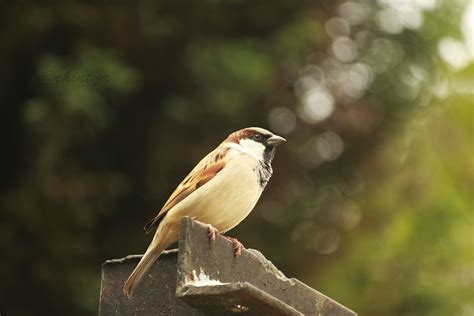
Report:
253,133,262,141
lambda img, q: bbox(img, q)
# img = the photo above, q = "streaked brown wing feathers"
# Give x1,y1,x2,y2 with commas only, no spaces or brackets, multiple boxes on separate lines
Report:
143,146,228,232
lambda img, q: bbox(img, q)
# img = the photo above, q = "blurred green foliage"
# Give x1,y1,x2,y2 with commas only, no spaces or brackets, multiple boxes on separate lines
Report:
319,96,474,315
0,1,472,315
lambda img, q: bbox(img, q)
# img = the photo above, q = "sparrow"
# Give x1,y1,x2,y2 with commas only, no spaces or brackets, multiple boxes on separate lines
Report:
123,127,286,297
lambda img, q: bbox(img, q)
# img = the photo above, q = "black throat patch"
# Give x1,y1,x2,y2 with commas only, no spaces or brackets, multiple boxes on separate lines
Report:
256,146,275,188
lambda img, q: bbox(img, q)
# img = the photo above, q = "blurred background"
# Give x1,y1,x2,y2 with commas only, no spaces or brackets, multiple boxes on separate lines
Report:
1,0,473,315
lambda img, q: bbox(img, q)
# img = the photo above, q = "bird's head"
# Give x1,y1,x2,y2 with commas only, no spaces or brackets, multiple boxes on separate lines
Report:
226,127,286,162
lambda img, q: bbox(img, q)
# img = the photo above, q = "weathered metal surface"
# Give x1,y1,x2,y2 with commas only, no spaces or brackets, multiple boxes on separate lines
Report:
177,282,302,315
99,217,357,315
99,251,204,315
176,217,356,316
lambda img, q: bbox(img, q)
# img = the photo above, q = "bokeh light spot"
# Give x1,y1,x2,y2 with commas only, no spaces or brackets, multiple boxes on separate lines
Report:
268,107,297,135
311,228,341,255
338,2,371,26
332,36,358,62
299,87,335,123
376,8,403,34
438,37,471,69
325,17,350,39
316,131,344,161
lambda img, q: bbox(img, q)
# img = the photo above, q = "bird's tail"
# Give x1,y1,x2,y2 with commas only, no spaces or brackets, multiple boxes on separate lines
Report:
123,243,165,298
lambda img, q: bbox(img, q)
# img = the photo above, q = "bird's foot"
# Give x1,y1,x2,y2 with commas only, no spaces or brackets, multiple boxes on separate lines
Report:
207,224,220,242
223,236,244,257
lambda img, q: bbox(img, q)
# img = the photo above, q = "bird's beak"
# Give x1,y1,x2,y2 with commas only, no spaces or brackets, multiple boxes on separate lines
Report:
267,134,286,146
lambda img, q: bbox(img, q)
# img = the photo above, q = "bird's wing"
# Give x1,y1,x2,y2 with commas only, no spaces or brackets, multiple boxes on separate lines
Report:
144,145,230,232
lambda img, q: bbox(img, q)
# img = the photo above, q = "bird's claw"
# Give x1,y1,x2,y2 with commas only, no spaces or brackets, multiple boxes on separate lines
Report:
207,224,219,242
224,236,244,257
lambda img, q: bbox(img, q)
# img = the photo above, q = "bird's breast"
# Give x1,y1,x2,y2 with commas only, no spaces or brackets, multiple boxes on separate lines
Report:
172,155,264,233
